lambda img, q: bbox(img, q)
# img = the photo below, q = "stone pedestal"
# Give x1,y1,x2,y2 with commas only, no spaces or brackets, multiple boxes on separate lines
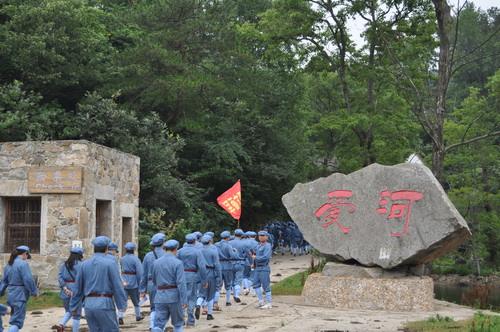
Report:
302,263,434,311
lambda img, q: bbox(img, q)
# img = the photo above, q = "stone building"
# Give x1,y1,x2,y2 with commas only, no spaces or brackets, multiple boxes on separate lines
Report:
0,140,140,287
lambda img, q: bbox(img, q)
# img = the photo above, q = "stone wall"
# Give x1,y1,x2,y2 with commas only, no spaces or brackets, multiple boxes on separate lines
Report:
0,140,140,287
86,142,140,250
302,273,434,311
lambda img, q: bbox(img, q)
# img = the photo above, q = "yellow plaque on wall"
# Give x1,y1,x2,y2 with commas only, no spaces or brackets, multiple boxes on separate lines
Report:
28,167,83,193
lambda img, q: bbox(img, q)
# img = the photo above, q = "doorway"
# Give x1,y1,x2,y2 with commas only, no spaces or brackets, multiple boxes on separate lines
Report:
96,200,112,237
122,217,133,251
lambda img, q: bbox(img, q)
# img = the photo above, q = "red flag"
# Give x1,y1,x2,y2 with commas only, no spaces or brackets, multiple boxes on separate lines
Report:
217,180,242,221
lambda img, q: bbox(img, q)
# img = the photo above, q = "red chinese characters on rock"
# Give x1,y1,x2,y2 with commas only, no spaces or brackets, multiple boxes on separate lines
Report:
376,190,424,237
314,190,356,234
314,189,425,236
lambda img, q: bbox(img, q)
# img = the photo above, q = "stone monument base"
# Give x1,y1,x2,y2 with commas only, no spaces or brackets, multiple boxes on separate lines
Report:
302,263,434,311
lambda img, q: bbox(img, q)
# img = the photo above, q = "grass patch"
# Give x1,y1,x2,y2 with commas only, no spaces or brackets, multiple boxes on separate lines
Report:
272,271,307,295
405,312,500,332
0,290,63,311
272,255,326,296
27,291,63,311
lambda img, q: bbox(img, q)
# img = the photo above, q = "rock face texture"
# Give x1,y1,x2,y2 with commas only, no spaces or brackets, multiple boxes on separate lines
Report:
283,163,471,269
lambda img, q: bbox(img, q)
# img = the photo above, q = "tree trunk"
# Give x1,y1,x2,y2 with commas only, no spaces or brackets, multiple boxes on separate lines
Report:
367,1,377,110
354,127,375,166
431,0,453,183
338,40,350,111
367,42,376,109
432,134,445,183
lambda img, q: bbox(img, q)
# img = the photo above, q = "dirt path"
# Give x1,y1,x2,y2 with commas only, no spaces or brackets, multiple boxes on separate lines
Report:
10,254,497,332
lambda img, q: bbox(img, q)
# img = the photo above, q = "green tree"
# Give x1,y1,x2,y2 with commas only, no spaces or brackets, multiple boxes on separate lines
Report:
62,92,192,220
0,80,65,141
448,4,500,105
0,0,116,109
0,0,498,271
442,70,500,274
245,0,427,171
110,0,313,226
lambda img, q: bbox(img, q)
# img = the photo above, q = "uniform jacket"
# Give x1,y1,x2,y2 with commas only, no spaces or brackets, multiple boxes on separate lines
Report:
70,253,127,311
1,258,38,303
140,247,165,293
177,244,207,284
151,252,187,305
121,253,143,290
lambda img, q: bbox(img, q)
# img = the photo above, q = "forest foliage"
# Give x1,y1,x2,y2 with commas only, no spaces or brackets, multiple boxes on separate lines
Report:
0,0,498,274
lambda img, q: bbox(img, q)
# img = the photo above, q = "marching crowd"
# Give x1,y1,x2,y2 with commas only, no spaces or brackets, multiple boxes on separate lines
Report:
0,222,306,332
264,221,311,256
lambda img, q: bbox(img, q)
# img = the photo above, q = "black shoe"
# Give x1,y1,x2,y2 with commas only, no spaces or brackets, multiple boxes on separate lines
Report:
234,297,241,303
119,318,124,325
207,314,214,320
53,325,64,332
226,302,231,306
136,315,144,322
195,305,200,320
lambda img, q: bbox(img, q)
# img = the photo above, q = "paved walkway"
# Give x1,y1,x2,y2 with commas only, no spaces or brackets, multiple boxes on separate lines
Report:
15,254,497,331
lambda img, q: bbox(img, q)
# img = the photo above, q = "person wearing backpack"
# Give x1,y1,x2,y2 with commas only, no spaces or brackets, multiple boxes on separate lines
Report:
54,247,84,332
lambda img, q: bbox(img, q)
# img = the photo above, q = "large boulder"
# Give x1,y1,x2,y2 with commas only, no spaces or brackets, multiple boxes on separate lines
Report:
282,163,471,269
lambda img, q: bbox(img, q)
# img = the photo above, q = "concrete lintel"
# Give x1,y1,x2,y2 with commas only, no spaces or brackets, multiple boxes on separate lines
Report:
0,180,29,196
94,184,114,201
120,203,135,218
